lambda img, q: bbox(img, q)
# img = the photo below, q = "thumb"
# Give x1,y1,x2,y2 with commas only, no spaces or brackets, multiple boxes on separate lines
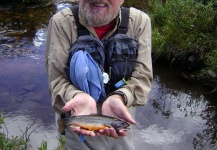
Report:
127,118,137,125
125,114,136,125
62,100,75,113
121,108,136,125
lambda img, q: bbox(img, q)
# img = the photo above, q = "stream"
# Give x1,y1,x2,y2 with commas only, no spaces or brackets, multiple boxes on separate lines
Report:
0,2,216,150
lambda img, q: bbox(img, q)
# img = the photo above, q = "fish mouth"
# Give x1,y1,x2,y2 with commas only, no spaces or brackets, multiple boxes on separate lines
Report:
121,128,130,131
124,124,131,129
116,126,130,132
119,122,131,130
122,125,131,130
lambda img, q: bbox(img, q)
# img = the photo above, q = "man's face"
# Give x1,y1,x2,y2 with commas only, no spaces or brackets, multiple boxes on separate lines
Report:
79,0,124,27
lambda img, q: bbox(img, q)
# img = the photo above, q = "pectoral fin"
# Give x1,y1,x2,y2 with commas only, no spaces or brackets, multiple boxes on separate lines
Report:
104,124,112,128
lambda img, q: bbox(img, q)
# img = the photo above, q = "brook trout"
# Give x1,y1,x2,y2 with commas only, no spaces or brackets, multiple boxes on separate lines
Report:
57,114,130,134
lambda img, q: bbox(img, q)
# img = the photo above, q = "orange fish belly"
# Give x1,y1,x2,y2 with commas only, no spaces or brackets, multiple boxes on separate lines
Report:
71,123,108,131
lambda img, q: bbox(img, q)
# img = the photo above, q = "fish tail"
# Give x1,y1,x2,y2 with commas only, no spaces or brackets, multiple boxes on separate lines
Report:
57,119,67,135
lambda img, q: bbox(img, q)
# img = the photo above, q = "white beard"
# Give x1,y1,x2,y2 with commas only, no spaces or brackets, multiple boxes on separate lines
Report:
79,0,120,27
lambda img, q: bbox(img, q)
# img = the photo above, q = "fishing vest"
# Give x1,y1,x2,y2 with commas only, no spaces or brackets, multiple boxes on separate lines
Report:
69,5,138,94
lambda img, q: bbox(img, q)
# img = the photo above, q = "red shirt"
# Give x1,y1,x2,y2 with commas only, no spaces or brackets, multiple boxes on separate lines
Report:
94,21,115,39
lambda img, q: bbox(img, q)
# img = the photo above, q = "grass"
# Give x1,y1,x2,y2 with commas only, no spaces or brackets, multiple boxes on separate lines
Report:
147,0,217,88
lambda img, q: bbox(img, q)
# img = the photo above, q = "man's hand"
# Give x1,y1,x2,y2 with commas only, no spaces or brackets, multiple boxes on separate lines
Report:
99,94,136,138
62,92,97,115
61,92,97,137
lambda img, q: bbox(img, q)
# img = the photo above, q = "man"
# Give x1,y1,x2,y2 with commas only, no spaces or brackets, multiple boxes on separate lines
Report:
45,0,153,149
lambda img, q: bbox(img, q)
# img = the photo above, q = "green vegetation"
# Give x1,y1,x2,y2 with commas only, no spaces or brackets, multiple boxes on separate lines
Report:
0,0,51,5
0,112,28,149
0,112,66,150
14,0,50,4
147,0,217,87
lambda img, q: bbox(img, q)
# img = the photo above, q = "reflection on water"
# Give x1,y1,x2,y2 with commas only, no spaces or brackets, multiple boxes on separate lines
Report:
0,25,58,149
33,26,47,49
0,2,217,150
133,65,217,150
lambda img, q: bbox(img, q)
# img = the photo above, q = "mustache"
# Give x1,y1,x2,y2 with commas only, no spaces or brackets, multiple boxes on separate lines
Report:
89,0,110,5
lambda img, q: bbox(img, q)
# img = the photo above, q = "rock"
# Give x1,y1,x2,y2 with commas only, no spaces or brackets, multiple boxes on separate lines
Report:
0,36,15,43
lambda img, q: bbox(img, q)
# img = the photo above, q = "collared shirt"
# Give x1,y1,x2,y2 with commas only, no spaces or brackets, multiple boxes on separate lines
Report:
45,7,153,113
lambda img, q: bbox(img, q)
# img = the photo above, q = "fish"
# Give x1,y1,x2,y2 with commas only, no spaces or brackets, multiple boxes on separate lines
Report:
57,114,131,135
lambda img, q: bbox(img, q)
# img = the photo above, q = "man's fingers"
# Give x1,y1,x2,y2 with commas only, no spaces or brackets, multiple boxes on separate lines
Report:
109,128,119,138
118,129,128,136
101,128,128,138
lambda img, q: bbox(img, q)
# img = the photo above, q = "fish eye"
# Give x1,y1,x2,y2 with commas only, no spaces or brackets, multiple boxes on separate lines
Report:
122,122,127,125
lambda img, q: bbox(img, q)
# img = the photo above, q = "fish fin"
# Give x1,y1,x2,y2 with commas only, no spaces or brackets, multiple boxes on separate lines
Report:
57,119,67,135
69,126,80,129
80,135,86,143
104,124,112,128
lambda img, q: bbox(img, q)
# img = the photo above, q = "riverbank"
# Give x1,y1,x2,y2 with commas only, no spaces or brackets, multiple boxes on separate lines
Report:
123,0,217,90
147,0,217,90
